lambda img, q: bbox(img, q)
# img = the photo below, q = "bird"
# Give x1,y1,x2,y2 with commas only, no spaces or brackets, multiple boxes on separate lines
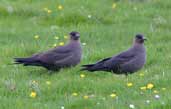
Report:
14,31,82,71
81,34,146,75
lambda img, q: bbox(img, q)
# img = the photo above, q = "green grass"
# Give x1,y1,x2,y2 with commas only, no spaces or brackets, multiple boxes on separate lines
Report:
0,0,171,109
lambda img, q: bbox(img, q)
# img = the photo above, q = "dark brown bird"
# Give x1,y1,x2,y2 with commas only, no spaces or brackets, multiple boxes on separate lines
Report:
14,31,82,71
81,34,146,75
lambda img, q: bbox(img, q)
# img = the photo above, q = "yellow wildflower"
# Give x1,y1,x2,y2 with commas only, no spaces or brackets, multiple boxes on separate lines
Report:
54,36,59,40
147,83,154,89
127,82,133,87
153,90,159,94
32,80,37,84
139,73,144,76
140,86,147,90
110,93,117,98
112,3,117,9
58,5,63,10
34,35,39,39
43,7,48,11
53,44,57,47
162,88,166,91
59,42,64,46
47,9,52,14
30,91,37,98
46,81,51,85
80,74,85,78
72,92,78,96
83,95,89,99
64,35,68,39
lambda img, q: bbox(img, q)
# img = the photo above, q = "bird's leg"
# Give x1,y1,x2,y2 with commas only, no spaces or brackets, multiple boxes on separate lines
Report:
125,73,129,83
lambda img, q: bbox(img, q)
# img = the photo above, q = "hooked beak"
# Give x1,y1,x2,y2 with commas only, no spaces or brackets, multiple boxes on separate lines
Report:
143,37,147,41
73,35,80,40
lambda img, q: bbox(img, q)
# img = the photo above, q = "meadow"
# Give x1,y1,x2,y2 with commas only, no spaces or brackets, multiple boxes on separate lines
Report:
0,0,171,109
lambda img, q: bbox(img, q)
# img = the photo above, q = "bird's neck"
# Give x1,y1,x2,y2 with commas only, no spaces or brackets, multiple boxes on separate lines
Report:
69,40,80,44
132,42,145,50
67,40,81,47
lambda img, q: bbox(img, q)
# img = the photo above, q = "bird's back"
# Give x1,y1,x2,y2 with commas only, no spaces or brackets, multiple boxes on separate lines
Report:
120,44,146,73
39,41,82,68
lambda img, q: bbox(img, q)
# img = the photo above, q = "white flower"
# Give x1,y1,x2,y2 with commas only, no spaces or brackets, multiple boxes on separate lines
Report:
129,104,135,109
7,6,13,13
146,100,150,104
88,15,91,18
61,106,64,109
82,43,86,46
154,95,160,99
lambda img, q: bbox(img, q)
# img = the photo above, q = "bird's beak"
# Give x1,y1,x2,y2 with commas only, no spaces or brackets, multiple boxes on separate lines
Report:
143,37,147,41
74,35,80,40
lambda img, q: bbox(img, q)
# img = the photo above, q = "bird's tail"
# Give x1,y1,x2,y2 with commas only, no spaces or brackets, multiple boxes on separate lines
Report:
14,57,40,66
81,63,105,72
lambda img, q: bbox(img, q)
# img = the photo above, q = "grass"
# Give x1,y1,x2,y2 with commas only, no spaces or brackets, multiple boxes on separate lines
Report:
0,0,171,109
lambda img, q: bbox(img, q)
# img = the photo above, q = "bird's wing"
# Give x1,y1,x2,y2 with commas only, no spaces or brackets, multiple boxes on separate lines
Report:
82,57,112,67
37,45,73,65
104,50,136,69
95,57,112,64
115,51,135,63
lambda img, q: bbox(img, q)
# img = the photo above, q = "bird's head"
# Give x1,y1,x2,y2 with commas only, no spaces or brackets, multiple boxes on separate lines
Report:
69,31,80,41
135,34,147,44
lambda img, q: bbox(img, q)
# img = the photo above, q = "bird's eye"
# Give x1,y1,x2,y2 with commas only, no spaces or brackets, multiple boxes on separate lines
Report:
138,36,142,39
136,35,143,39
72,33,76,36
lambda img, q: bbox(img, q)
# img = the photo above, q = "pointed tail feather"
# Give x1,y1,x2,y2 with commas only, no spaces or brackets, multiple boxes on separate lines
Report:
81,64,94,67
81,63,105,72
81,64,93,71
14,57,40,66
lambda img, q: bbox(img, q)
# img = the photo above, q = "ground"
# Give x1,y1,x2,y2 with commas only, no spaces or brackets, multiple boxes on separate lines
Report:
0,0,171,109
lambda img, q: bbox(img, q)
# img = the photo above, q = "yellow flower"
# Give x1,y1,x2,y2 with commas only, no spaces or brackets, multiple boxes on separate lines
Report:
139,73,144,76
53,43,57,47
72,92,78,96
54,36,59,40
32,80,37,84
46,81,51,85
147,83,154,89
83,95,89,99
162,88,166,91
80,74,85,78
34,35,39,39
112,3,117,9
30,91,37,98
110,93,117,98
140,86,147,90
47,9,52,14
43,7,48,11
127,82,133,87
58,5,63,10
59,42,64,46
64,35,68,39
153,90,159,94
